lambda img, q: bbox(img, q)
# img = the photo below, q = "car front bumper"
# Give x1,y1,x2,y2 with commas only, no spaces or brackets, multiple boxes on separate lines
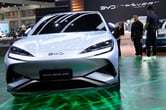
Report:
6,58,119,93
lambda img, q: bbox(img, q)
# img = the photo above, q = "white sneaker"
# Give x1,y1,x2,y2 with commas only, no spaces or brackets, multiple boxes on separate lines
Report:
143,56,151,61
151,56,157,60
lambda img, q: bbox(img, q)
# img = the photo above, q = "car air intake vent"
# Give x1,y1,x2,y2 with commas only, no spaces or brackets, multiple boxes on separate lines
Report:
16,80,99,92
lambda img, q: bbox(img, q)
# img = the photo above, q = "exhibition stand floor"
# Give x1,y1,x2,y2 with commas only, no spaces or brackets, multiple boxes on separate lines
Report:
0,56,166,110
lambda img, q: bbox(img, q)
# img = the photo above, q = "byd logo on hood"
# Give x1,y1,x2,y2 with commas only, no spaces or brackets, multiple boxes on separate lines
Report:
120,1,160,8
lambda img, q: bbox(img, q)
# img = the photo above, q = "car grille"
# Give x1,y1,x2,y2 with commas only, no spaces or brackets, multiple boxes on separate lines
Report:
14,79,101,92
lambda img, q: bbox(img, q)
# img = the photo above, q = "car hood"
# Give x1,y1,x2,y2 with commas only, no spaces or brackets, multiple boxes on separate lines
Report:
12,31,113,58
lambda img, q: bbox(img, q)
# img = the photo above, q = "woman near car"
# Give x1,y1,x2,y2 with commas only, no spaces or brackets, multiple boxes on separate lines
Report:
113,22,124,56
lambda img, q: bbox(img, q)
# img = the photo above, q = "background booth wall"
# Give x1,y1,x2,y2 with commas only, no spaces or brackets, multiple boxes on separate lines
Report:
84,0,165,23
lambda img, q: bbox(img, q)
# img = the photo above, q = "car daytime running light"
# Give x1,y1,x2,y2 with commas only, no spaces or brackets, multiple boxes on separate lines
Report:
80,40,114,54
9,46,34,57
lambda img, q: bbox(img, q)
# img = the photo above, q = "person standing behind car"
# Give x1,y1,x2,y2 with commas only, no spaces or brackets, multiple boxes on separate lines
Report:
131,15,144,56
144,5,159,60
113,22,124,56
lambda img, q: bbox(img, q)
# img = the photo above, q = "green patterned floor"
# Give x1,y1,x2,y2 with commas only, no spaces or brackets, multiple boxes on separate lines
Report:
1,57,166,110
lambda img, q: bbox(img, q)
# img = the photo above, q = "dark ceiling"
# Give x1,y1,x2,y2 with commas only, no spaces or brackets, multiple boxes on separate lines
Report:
0,2,22,8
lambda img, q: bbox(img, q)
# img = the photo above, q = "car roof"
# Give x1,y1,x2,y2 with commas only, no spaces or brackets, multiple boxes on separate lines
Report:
46,11,100,16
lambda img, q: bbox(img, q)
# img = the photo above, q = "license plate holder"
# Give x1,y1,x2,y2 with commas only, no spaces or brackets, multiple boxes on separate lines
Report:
40,69,72,80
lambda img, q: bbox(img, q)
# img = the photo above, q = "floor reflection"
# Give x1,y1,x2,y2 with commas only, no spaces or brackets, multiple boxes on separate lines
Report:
10,89,122,110
120,57,166,110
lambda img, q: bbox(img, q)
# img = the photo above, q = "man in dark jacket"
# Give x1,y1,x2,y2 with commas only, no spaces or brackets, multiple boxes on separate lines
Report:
144,5,159,60
131,15,144,56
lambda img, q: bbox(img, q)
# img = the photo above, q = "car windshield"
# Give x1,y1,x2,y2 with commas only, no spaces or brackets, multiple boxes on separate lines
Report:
32,13,106,35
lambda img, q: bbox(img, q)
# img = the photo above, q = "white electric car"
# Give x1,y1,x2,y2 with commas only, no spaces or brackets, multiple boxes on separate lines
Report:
4,11,120,96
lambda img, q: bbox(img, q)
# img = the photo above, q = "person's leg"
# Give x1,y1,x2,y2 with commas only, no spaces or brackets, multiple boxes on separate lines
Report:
135,37,143,56
152,41,157,56
138,38,143,56
118,40,121,56
151,31,157,56
133,38,139,55
143,38,151,61
146,38,151,57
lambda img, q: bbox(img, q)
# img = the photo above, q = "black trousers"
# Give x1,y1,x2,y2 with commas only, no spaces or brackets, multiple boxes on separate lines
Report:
117,39,121,56
146,31,157,56
133,36,142,55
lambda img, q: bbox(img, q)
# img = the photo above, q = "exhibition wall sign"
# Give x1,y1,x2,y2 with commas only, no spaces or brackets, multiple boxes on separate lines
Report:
84,0,165,23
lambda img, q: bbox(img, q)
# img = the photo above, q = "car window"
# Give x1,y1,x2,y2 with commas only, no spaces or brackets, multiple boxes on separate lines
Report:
35,14,68,34
64,14,106,32
34,13,106,35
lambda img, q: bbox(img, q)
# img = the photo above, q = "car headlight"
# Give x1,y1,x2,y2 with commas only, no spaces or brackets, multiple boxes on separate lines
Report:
8,46,34,57
80,40,114,54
